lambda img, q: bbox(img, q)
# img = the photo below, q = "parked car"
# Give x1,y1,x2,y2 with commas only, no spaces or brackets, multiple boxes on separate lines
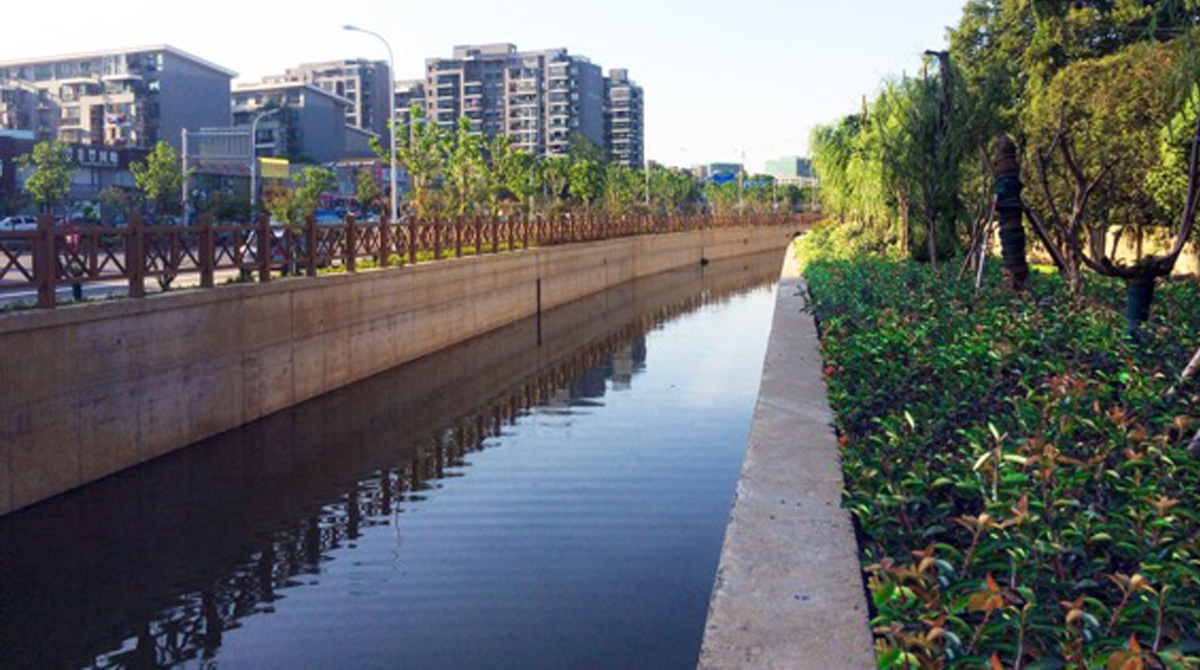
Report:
0,215,38,231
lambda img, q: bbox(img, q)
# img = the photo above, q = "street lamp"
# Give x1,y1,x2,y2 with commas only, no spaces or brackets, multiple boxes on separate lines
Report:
250,108,279,213
344,24,398,223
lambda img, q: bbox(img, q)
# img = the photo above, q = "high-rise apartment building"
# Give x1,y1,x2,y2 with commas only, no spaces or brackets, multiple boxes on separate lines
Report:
423,44,610,158
604,69,644,168
0,45,234,149
394,79,426,126
262,59,391,141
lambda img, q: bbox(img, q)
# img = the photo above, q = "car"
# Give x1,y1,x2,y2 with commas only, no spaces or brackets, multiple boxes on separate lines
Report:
0,215,38,231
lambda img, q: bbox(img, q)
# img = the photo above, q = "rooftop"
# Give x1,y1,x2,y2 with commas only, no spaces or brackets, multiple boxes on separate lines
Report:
233,81,353,107
0,44,237,78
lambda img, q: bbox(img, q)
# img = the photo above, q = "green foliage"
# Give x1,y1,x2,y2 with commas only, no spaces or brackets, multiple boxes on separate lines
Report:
376,104,448,219
355,168,383,216
18,140,73,212
268,166,335,226
792,219,898,270
446,116,486,217
811,60,974,263
197,191,250,222
806,259,1200,668
1026,41,1182,229
568,159,606,207
367,108,709,220
543,156,571,210
131,141,183,216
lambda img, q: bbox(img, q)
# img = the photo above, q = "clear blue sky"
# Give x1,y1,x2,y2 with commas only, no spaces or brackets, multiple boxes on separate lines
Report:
4,0,967,171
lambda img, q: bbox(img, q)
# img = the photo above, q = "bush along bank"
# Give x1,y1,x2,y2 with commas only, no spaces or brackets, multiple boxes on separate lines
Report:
804,259,1200,669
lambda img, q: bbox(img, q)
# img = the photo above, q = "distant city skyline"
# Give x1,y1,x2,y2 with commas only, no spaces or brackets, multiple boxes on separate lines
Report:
3,0,965,171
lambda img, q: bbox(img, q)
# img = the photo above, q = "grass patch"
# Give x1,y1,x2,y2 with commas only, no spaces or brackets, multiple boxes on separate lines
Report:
805,259,1200,669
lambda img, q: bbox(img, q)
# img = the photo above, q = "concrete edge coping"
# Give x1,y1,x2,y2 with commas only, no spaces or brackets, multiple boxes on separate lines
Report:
0,228,778,335
698,241,875,669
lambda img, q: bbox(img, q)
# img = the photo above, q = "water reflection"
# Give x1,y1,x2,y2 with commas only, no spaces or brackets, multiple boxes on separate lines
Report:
0,251,783,669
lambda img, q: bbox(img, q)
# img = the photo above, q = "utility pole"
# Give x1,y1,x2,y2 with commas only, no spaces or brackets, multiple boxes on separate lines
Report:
345,25,398,223
181,129,188,224
250,108,278,214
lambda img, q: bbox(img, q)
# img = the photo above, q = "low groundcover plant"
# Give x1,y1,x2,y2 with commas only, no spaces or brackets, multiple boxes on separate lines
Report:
805,259,1200,669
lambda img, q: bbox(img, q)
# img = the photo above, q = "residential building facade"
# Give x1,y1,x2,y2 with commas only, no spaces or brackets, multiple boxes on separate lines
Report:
423,44,609,158
0,45,234,150
262,59,391,141
232,82,355,164
393,79,426,127
604,69,643,168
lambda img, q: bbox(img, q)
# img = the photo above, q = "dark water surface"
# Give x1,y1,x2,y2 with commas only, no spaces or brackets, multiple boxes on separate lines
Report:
1,251,783,670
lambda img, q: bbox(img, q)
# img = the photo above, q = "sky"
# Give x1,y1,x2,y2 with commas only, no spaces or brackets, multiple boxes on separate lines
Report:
2,0,968,172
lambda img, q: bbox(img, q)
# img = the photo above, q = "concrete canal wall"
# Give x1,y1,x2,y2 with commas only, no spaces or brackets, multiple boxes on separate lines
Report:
0,226,794,516
699,243,876,669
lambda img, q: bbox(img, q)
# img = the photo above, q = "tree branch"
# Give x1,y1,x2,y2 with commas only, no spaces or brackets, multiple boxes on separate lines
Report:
1021,199,1071,274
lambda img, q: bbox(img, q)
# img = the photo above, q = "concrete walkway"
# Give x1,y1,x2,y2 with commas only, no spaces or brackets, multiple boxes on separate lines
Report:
698,244,875,669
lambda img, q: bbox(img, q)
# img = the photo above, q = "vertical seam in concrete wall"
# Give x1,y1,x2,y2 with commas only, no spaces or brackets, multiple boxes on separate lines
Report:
698,263,875,669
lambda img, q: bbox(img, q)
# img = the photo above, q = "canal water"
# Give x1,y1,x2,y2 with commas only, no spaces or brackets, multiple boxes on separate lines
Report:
0,250,783,670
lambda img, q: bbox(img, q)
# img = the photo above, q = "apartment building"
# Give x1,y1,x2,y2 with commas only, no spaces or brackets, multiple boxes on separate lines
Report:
232,82,358,164
604,69,644,168
0,45,234,149
394,79,426,127
424,43,606,158
262,59,391,141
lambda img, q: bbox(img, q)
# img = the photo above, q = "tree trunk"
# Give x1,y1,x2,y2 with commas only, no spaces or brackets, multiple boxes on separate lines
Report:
927,213,939,266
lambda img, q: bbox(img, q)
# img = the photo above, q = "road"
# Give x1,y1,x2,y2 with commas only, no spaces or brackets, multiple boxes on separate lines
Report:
1,267,249,309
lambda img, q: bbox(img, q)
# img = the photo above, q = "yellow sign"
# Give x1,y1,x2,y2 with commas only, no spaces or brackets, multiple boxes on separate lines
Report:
259,158,290,180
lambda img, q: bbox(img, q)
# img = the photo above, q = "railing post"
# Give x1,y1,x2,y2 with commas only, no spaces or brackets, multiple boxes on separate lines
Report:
200,214,214,288
507,214,515,251
521,212,529,250
378,214,390,268
305,214,317,277
491,216,499,254
35,213,55,308
257,212,271,283
408,218,418,265
128,213,145,298
433,221,442,260
346,213,357,272
455,217,463,258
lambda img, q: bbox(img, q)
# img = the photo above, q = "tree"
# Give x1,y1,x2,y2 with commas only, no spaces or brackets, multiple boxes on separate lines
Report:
18,140,73,214
605,163,642,216
543,156,571,211
568,159,606,209
446,116,486,217
1021,36,1200,333
268,166,336,226
355,168,383,217
131,141,184,218
375,104,447,220
505,150,543,216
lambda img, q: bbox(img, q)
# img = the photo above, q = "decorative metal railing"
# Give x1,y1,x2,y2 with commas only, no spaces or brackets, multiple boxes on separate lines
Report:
0,212,814,309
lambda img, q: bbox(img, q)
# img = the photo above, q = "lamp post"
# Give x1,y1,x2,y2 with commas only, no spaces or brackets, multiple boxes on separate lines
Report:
344,24,397,223
249,108,278,214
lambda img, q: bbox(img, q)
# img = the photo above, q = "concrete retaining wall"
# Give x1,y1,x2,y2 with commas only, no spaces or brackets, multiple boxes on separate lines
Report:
0,226,794,517
699,244,876,669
